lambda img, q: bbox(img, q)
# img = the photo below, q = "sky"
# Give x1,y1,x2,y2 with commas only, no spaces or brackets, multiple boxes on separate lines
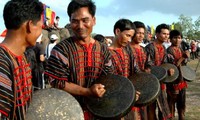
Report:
0,0,200,36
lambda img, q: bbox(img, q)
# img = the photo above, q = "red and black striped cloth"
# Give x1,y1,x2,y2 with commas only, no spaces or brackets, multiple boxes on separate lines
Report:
0,45,32,120
45,37,113,102
146,42,172,120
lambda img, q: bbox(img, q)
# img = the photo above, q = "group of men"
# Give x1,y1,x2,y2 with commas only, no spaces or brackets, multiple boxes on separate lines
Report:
0,0,190,120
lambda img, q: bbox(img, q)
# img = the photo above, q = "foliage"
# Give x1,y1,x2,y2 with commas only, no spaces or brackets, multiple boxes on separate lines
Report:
173,14,200,40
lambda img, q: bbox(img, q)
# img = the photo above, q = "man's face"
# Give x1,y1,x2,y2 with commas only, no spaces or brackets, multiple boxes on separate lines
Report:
70,7,96,39
171,35,182,46
57,18,60,21
133,27,145,44
156,29,169,43
27,15,43,46
116,29,135,47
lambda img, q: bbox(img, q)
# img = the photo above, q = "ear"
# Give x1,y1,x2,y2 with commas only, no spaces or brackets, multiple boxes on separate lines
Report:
155,33,159,38
92,16,96,26
26,20,33,34
115,28,121,35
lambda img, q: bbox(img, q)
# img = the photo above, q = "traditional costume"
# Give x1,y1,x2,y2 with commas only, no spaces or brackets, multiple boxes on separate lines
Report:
110,47,132,78
0,45,32,120
45,37,113,120
145,42,172,120
167,46,187,120
109,46,141,120
124,44,149,120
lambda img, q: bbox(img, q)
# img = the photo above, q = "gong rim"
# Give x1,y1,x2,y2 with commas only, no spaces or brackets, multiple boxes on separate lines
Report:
180,66,196,81
26,88,84,120
129,72,160,107
161,63,179,83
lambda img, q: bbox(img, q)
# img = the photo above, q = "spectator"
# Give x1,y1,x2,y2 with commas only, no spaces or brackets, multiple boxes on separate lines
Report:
190,40,197,59
46,34,59,58
53,16,60,30
93,34,106,43
32,34,46,90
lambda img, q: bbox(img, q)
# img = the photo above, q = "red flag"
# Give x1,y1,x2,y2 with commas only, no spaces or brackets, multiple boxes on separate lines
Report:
0,29,7,37
51,11,56,25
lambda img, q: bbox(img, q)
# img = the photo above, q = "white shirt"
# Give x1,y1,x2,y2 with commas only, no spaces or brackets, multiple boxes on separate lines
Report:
46,43,56,58
139,42,146,47
163,42,172,49
198,42,200,48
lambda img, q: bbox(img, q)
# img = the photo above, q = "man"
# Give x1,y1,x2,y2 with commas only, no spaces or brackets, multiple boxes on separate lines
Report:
109,19,136,77
32,34,46,90
167,30,190,120
53,16,60,30
129,21,150,72
109,18,142,120
145,23,173,120
45,34,59,58
44,0,113,119
0,0,43,119
181,39,190,52
126,21,150,120
93,34,106,43
190,40,197,60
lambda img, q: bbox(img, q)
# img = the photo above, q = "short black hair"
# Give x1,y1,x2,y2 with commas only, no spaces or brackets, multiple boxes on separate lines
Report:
3,0,43,30
56,16,60,19
67,0,96,19
170,30,183,39
155,23,169,33
113,18,136,35
94,34,105,43
133,21,146,29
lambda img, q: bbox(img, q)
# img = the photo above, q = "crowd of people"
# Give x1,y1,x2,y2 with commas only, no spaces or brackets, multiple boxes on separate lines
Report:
0,0,197,120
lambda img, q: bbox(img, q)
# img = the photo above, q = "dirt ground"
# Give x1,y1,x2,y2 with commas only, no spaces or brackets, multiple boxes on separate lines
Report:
174,59,200,120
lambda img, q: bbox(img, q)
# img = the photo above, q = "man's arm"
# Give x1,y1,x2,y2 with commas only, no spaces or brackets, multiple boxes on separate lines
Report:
63,82,106,98
0,55,14,120
145,43,155,66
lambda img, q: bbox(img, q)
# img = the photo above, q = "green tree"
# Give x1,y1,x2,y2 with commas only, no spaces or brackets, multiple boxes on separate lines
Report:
194,16,200,39
178,14,193,39
194,16,200,31
173,14,200,40
173,22,182,32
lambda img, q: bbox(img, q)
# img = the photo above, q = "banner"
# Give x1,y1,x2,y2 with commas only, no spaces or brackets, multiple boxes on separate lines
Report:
46,6,52,25
171,24,174,30
151,25,155,35
51,11,56,25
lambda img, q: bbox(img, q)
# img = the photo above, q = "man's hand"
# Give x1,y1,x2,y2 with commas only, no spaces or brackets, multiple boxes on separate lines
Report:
135,91,141,101
144,68,151,73
89,84,106,97
168,68,175,76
